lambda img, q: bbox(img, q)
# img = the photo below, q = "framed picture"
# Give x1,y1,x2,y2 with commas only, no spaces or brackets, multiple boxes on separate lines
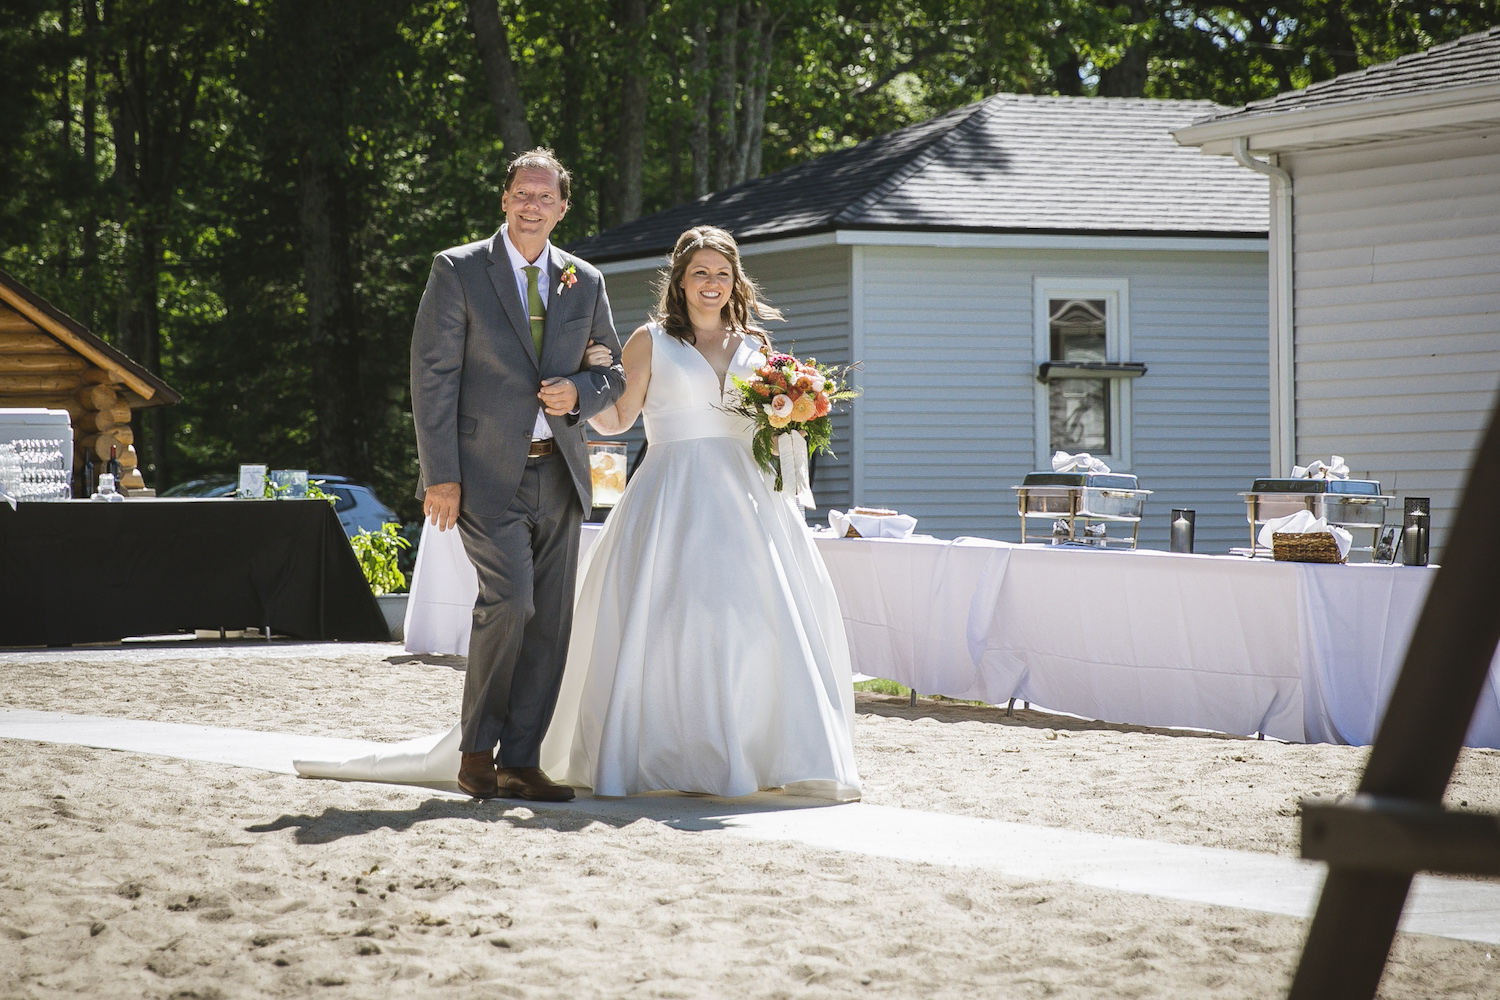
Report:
238,464,267,498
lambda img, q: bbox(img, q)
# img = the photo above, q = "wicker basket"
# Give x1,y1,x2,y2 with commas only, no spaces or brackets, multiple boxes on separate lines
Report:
1272,531,1344,564
843,507,897,538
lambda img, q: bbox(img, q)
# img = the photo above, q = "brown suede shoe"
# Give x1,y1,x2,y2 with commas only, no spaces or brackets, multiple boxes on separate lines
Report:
457,751,499,798
496,766,576,802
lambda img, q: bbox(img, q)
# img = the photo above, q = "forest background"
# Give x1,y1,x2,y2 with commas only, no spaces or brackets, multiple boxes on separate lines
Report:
2,0,1494,517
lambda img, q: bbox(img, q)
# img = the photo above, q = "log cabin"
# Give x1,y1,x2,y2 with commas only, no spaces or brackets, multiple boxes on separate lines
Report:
0,267,181,493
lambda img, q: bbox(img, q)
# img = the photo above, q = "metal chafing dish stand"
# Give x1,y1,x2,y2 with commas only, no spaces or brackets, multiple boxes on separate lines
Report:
1013,472,1152,549
1240,478,1394,560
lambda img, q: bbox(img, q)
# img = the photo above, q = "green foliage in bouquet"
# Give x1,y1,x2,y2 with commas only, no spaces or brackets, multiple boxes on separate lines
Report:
726,353,860,491
350,522,411,596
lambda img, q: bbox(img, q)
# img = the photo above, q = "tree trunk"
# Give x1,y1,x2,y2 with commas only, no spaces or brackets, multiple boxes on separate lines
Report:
464,0,533,155
710,1,739,191
298,155,366,479
555,28,585,180
667,48,685,205
108,31,147,404
98,3,207,485
688,15,710,199
736,2,775,182
82,0,99,331
1051,48,1083,96
58,0,72,162
1321,3,1362,78
617,0,649,222
604,0,649,226
554,26,599,227
112,211,167,481
1097,0,1149,97
139,221,165,483
1097,46,1148,97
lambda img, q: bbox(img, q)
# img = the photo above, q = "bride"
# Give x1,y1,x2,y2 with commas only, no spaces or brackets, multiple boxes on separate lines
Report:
296,226,860,801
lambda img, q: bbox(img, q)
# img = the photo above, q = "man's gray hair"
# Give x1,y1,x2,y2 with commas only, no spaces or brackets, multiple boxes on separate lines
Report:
505,147,571,202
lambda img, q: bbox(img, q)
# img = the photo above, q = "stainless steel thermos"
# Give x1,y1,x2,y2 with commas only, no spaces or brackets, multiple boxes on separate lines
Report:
1170,509,1195,554
1401,497,1430,567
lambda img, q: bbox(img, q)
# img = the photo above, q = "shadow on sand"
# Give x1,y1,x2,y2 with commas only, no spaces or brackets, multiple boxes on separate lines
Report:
384,653,466,670
246,787,841,845
855,691,1260,742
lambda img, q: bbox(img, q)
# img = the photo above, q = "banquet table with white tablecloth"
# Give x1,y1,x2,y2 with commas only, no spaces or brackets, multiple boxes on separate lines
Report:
402,522,1500,748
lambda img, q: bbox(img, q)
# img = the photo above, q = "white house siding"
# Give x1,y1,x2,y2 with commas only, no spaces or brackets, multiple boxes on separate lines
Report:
1287,130,1500,553
596,244,855,513
856,245,1269,549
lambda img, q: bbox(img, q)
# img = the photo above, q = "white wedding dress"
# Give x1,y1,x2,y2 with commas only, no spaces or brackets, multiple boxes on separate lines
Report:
296,323,860,801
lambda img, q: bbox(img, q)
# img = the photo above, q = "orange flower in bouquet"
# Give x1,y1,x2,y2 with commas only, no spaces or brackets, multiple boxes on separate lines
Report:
725,352,858,490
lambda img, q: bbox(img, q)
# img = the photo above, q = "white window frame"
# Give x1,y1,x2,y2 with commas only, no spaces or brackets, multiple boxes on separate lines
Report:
1032,277,1133,470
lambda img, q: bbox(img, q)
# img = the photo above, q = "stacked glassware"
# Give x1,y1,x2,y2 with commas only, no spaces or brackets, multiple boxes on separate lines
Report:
9,438,72,501
0,442,21,500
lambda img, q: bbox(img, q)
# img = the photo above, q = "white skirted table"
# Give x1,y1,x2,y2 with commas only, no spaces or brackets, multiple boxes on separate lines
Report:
402,523,1500,748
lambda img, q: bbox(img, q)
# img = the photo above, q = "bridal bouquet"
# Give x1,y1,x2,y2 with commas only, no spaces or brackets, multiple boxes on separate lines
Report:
725,352,858,507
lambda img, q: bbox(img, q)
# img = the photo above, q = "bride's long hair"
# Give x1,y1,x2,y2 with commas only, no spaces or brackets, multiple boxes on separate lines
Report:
654,226,781,349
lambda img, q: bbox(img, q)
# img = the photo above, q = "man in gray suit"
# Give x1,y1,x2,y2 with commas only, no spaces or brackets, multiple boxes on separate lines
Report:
410,148,625,801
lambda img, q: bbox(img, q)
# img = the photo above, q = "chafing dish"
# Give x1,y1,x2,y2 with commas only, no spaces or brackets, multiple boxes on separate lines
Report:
1013,472,1152,549
1240,478,1393,560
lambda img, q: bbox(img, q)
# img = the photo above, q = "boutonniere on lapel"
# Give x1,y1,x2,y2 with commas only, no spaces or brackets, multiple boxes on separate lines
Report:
557,262,578,295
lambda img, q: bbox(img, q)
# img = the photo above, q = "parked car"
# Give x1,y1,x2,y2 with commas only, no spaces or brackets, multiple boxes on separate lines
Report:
160,473,399,539
159,474,237,498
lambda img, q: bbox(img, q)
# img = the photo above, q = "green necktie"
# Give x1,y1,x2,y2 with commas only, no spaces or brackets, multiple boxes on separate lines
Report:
523,264,545,357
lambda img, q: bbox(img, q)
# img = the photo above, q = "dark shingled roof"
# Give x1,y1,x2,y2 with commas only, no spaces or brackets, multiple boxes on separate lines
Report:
568,94,1268,263
1192,25,1500,128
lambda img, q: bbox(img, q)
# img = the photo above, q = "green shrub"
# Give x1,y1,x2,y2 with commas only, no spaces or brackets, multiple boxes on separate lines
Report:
350,522,411,595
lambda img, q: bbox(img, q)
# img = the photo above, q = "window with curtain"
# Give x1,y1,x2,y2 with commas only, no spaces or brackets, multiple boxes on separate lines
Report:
1048,298,1110,454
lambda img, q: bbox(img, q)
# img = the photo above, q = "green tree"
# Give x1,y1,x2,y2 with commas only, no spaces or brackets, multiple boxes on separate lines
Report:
2,0,1491,521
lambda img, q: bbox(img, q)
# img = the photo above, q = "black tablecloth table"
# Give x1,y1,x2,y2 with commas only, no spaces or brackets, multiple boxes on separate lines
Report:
0,499,390,646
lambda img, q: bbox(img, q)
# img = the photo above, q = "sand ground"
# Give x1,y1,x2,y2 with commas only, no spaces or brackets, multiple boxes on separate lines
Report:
2,640,1498,998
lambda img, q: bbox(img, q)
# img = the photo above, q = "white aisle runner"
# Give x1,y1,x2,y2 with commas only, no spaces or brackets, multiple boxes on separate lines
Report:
4,708,1499,946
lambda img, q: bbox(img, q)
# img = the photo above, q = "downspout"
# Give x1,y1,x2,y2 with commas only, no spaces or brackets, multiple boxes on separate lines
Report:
1234,137,1296,476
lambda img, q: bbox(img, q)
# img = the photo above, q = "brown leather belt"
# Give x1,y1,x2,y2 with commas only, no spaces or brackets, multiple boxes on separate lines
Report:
527,439,556,458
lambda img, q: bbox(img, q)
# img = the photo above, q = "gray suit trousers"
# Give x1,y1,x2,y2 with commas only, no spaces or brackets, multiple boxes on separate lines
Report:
456,453,582,766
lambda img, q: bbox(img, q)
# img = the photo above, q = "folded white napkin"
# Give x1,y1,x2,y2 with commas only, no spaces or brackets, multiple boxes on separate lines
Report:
1293,455,1350,480
1258,509,1353,559
829,509,918,539
1052,450,1111,474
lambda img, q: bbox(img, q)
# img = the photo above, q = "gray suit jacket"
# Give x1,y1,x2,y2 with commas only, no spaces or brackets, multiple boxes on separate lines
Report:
410,231,626,517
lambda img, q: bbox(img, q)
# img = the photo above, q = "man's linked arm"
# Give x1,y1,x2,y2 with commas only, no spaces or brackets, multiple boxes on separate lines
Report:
410,254,467,487
567,270,626,423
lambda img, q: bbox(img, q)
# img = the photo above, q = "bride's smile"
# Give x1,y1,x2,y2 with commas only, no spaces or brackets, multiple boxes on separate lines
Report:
681,249,735,330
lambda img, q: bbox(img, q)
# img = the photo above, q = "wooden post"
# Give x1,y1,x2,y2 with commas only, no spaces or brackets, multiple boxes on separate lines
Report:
1287,399,1500,999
